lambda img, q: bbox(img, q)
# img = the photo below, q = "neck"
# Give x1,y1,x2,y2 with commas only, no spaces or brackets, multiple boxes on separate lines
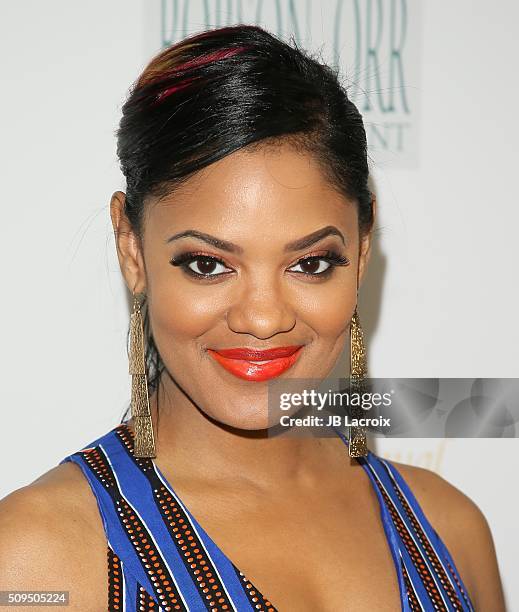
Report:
133,373,358,493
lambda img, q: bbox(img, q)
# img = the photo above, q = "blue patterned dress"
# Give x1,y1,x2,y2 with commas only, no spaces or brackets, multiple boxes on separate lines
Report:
60,421,474,611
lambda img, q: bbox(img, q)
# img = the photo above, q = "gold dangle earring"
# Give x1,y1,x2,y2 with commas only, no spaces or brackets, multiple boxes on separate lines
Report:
348,307,369,458
129,291,157,458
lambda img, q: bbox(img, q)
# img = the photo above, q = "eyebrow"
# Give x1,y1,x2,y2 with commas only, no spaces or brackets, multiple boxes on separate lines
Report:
164,225,346,253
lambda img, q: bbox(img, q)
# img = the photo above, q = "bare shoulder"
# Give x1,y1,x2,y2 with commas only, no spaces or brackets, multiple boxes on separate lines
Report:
387,459,506,611
0,462,108,611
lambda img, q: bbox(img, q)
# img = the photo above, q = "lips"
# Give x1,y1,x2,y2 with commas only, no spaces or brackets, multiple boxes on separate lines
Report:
207,345,303,381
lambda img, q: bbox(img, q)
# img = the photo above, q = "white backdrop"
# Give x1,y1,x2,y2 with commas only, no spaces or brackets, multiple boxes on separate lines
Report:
1,1,518,608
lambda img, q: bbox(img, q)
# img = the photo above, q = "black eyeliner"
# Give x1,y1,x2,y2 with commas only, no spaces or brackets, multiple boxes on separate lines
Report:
169,249,349,279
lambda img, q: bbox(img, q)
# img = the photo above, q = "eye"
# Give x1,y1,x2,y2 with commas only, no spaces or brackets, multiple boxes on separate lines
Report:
288,251,349,276
169,253,233,278
289,257,332,275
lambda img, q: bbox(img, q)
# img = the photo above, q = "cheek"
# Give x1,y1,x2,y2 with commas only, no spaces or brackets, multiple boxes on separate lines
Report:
292,276,358,339
148,278,224,345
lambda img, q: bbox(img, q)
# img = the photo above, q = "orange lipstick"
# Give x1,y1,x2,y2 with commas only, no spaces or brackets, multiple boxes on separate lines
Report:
207,345,303,381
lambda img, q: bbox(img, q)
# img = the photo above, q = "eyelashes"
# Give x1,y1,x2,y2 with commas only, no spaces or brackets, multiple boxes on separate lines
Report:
169,250,350,280
170,252,232,278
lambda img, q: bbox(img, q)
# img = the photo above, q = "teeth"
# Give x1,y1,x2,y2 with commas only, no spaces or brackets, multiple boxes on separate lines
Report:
249,359,273,364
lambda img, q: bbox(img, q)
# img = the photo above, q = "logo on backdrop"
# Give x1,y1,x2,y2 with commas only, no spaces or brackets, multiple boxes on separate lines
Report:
149,0,422,167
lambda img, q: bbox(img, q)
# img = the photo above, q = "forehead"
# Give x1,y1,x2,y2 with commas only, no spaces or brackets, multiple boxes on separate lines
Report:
144,142,357,244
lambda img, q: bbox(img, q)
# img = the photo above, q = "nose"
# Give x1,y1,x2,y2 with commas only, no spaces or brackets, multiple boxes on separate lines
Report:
226,278,297,339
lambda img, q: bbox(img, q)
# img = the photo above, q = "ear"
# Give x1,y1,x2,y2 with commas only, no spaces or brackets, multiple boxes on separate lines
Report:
357,194,376,287
109,191,147,294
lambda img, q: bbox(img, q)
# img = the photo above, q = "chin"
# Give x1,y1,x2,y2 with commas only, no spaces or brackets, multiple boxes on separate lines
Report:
204,403,276,432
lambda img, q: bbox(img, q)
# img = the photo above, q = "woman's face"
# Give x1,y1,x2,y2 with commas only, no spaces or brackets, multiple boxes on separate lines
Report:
111,142,373,430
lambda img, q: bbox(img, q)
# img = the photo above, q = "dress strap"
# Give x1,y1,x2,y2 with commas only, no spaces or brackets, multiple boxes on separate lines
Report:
365,452,474,611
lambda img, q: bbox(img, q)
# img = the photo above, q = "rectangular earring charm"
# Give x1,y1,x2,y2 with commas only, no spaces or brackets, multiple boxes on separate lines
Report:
349,309,368,458
129,299,156,458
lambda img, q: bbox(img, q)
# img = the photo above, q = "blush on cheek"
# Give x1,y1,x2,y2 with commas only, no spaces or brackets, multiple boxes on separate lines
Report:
295,286,356,337
147,285,226,354
286,288,355,375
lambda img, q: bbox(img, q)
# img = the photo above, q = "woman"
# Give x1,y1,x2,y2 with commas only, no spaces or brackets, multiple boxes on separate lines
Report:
0,25,505,611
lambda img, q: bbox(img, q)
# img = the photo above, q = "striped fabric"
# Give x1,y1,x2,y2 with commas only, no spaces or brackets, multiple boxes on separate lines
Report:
60,422,474,611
